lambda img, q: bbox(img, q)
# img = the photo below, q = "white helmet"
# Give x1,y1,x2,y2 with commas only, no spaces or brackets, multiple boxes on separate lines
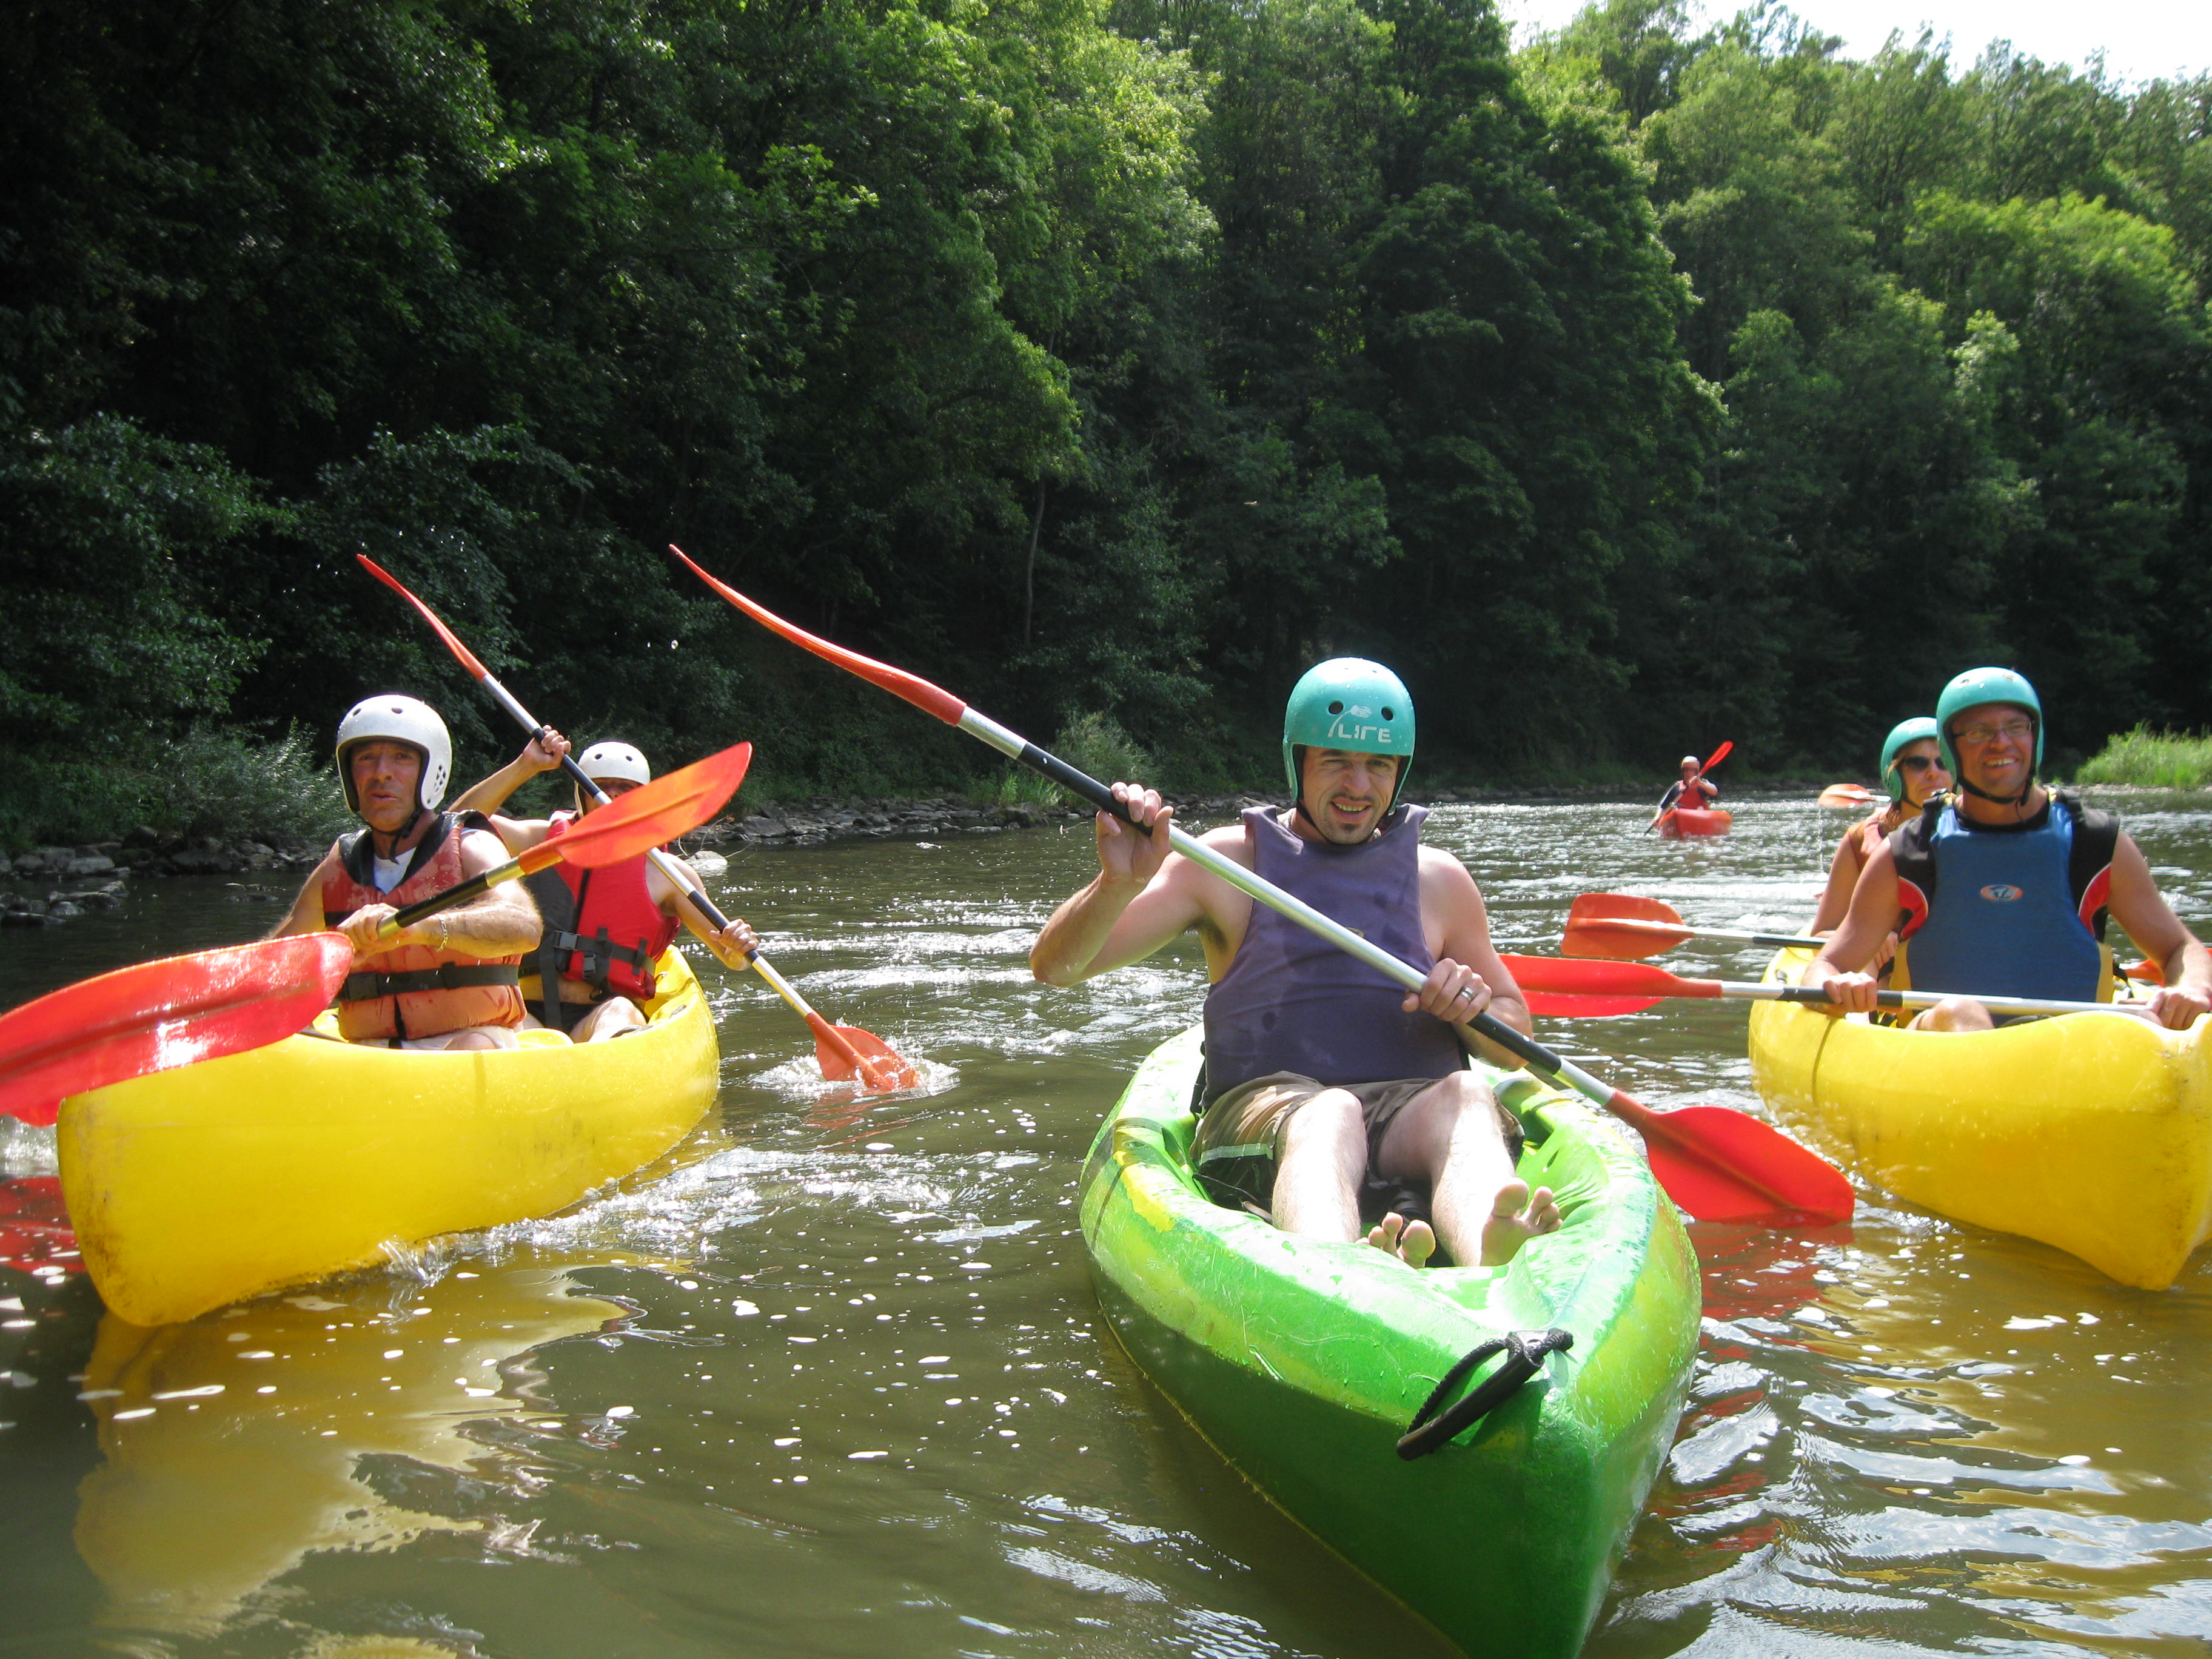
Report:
578,741,651,789
335,694,452,813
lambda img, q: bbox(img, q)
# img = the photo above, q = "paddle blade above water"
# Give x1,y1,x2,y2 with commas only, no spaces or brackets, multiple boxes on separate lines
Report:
1638,1106,1855,1225
1818,783,1877,808
0,935,354,1126
1564,894,1692,960
524,742,752,872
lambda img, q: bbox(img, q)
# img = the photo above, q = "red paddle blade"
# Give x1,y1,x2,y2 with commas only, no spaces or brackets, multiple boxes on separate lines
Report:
0,936,353,1125
1818,783,1877,808
523,742,751,872
2124,957,2165,985
813,1023,919,1091
1501,954,1718,1002
672,548,968,727
1702,740,1733,773
0,1175,79,1275
1523,988,1662,1017
1564,894,1692,960
357,556,493,680
1638,1105,1854,1225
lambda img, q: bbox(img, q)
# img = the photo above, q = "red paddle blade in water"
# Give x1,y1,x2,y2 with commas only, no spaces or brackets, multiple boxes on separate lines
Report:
0,935,353,1126
811,1020,919,1091
1637,1105,1854,1225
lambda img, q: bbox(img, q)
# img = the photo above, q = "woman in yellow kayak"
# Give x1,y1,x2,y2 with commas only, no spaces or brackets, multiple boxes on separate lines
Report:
454,732,758,1040
1809,717,1951,939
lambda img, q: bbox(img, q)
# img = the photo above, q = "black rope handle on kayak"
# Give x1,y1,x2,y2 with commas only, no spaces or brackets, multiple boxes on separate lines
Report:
1396,1327,1575,1460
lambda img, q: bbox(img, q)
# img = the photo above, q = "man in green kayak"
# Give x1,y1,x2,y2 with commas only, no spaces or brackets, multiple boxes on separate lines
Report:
1804,666,2211,1030
1031,660,1558,1268
270,695,541,1049
452,729,759,1039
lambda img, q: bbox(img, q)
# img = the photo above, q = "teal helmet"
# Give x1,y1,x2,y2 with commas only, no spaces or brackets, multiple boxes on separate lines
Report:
1936,666,2043,783
1879,716,1942,803
1282,658,1416,811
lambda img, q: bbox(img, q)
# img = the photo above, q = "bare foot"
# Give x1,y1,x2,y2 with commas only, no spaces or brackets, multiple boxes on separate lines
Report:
1479,1181,1562,1266
1366,1211,1436,1268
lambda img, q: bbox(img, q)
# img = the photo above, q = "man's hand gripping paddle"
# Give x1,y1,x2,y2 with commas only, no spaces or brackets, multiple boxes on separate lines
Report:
671,546,1854,1226
360,557,913,1090
1564,894,1825,960
0,936,353,1125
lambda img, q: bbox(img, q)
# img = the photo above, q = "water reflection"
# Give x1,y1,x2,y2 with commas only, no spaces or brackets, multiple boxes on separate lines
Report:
73,1261,631,1640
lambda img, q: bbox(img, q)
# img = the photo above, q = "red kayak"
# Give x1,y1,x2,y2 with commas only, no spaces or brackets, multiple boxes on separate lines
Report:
1657,805,1732,838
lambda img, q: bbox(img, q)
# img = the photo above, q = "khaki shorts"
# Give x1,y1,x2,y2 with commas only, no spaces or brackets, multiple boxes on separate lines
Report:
1191,1071,1523,1212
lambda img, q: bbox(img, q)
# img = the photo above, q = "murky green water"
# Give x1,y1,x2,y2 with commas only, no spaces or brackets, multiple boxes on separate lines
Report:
5,795,2211,1657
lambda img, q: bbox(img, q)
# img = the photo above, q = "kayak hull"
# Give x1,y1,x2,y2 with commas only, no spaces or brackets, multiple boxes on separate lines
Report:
1080,1028,1698,1657
58,949,719,1326
1749,948,2212,1288
1658,806,1731,838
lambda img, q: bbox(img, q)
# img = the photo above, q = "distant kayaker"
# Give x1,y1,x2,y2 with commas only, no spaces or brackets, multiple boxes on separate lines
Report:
1029,659,1559,1269
452,731,759,1040
1655,755,1718,820
270,695,541,1050
1808,717,1952,943
1803,668,2211,1030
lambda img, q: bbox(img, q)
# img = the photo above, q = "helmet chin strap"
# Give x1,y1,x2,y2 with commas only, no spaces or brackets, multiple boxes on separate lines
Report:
369,802,428,859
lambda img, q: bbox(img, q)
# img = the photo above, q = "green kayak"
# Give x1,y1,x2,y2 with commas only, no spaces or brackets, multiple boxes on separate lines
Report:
1079,1028,1700,1658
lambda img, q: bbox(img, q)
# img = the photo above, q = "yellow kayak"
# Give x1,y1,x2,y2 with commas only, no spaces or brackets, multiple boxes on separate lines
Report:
1748,948,2212,1288
58,948,719,1326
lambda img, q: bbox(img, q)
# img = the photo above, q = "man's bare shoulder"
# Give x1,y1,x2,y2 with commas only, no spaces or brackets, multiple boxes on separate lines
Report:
1416,842,1481,891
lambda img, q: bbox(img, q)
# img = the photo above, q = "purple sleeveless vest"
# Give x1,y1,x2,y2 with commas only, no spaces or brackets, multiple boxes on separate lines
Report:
1202,804,1466,1102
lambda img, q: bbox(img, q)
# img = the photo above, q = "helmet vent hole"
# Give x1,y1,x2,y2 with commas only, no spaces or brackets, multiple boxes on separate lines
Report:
1327,700,1343,716
1382,707,1395,721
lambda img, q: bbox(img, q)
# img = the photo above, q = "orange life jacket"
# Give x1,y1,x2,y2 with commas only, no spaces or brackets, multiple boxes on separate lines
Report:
322,813,525,1042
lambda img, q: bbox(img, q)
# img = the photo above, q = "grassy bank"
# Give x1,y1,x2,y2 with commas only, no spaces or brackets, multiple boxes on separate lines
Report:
2073,727,2212,789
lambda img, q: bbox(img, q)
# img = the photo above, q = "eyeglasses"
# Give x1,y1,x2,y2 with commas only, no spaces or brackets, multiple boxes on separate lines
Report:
1950,719,2035,748
1893,755,1943,774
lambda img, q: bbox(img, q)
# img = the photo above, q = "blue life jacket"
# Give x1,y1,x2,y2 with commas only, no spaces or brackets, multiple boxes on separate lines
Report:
1888,791,2118,1002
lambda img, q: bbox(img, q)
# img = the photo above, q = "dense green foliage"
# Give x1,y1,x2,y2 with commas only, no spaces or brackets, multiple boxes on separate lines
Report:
2,0,2207,842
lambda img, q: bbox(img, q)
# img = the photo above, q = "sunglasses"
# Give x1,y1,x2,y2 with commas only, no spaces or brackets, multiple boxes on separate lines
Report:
1892,755,1943,774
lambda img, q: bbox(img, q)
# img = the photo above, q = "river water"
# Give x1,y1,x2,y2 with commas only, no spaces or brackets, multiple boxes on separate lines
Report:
5,793,2211,1658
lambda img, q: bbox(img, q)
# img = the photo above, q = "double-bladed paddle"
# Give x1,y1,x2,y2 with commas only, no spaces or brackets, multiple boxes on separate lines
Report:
1652,741,1731,834
1504,954,2139,1021
359,556,914,1090
671,546,1854,1227
0,746,751,1128
0,936,353,1125
366,742,756,940
1564,894,1823,960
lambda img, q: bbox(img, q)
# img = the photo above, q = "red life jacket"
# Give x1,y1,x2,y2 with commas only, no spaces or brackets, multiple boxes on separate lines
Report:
322,813,525,1042
529,812,680,1004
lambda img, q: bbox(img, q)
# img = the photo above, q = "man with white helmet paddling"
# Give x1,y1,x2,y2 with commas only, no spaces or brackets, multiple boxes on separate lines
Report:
270,696,541,1050
1805,667,2211,1031
452,732,758,1041
1031,660,1558,1268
